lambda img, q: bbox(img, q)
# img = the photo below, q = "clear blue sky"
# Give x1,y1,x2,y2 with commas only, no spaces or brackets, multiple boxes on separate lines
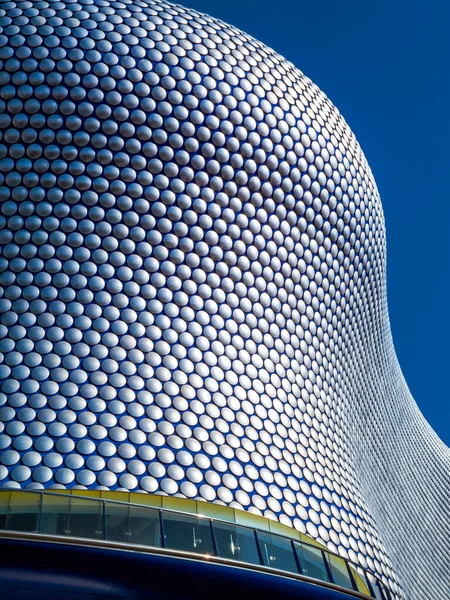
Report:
179,0,450,445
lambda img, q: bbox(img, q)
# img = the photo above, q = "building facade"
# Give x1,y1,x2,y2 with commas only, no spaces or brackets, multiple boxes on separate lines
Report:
0,1,448,599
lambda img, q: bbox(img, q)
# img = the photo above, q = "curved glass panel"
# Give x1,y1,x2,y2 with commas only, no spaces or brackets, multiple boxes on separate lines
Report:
0,491,391,600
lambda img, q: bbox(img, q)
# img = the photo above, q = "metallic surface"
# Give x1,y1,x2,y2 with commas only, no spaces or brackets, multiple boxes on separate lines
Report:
0,1,447,599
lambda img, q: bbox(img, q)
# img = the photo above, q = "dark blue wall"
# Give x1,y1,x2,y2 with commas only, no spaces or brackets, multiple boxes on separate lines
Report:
0,538,361,600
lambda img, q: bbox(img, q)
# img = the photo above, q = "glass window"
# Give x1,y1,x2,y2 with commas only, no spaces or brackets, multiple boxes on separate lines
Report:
352,566,375,596
105,503,161,547
0,491,8,531
162,512,214,555
212,521,260,565
360,571,380,597
40,493,71,536
4,491,40,533
294,542,329,582
41,495,103,540
256,531,298,573
366,574,387,600
66,497,104,540
326,553,354,589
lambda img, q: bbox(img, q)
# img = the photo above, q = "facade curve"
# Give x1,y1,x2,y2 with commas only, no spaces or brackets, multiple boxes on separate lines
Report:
0,1,447,599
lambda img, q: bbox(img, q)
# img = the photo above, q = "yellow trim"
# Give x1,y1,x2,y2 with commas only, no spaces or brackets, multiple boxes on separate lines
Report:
195,500,232,522
353,570,371,596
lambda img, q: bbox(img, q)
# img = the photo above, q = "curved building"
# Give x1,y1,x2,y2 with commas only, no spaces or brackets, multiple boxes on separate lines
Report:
0,1,447,599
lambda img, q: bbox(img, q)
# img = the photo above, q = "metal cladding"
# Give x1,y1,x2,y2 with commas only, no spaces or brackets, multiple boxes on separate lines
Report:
0,1,447,599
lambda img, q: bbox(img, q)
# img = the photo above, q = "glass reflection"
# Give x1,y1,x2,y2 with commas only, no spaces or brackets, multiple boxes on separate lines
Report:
162,512,214,555
212,522,260,565
256,531,299,573
294,542,329,582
